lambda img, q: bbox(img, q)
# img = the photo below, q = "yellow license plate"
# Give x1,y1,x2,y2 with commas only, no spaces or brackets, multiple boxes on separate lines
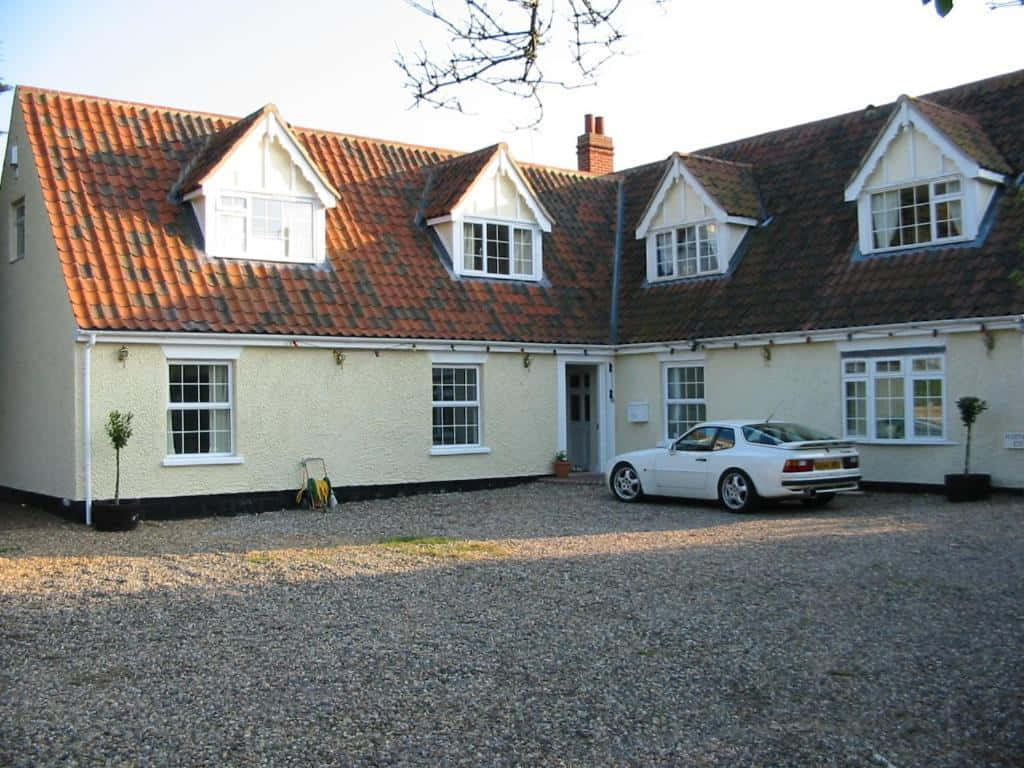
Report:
815,459,841,470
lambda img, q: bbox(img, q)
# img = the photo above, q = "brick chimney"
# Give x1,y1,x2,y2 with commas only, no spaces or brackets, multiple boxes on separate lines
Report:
576,113,614,174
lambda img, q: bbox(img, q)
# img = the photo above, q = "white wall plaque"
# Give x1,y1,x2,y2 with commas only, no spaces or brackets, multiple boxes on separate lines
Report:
1004,432,1024,449
627,402,649,423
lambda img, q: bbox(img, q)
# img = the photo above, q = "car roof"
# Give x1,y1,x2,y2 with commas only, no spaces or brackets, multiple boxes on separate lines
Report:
697,420,763,428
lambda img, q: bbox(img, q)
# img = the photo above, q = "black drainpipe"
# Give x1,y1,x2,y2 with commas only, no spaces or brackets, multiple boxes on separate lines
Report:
609,178,625,345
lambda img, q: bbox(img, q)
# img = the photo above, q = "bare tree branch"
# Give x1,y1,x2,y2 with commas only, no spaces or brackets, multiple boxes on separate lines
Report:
396,0,670,127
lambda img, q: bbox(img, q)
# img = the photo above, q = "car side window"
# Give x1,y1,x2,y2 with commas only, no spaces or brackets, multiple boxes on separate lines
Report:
676,426,717,452
712,427,735,451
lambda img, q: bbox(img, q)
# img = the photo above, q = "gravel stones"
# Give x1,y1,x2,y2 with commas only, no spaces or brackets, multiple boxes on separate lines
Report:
1,485,1022,766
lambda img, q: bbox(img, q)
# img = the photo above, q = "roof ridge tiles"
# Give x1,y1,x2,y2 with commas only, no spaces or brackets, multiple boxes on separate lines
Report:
677,152,755,169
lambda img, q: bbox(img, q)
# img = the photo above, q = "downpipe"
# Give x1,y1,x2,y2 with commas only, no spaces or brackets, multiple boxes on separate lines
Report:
83,333,96,526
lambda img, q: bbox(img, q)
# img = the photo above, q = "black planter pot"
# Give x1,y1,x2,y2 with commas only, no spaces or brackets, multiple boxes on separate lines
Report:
92,500,143,531
944,473,991,502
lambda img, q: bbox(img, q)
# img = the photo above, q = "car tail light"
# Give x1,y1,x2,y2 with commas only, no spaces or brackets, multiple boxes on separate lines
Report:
843,455,859,469
783,459,814,473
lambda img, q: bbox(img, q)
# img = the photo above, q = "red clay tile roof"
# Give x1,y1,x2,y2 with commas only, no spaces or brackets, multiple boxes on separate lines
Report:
909,96,1012,175
420,143,501,221
679,154,762,220
18,87,616,342
14,68,1024,347
617,68,1024,344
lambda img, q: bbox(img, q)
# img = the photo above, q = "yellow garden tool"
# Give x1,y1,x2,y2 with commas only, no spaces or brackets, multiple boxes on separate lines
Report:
296,457,334,510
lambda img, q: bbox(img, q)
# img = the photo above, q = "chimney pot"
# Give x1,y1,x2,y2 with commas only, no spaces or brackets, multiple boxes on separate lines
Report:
584,114,594,133
594,116,604,135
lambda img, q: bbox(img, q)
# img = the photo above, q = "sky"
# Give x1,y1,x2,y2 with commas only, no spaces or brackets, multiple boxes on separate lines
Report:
1,0,1022,172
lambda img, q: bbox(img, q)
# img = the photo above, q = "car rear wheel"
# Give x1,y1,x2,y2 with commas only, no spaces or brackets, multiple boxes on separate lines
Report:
718,469,759,513
801,492,836,508
611,463,643,502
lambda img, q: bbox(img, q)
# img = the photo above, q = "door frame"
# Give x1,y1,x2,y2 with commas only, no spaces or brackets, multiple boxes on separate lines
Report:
556,355,615,473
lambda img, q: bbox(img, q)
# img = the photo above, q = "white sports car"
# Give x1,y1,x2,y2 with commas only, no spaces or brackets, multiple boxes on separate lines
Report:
606,420,861,512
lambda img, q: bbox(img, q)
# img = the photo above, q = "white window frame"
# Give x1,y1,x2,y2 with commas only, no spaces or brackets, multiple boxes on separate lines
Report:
210,191,318,264
458,216,542,281
648,220,720,281
10,198,25,263
841,352,946,443
865,175,967,254
430,363,490,455
663,363,707,441
164,360,241,465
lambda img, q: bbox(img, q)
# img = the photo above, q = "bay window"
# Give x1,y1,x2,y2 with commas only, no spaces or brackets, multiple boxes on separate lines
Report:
842,352,945,442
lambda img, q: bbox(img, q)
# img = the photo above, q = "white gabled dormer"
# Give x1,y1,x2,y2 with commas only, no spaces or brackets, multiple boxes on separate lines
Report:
176,105,338,265
844,95,1009,256
425,144,553,282
635,154,760,284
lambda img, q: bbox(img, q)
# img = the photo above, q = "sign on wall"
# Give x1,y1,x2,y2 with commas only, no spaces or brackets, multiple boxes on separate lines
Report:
627,402,650,423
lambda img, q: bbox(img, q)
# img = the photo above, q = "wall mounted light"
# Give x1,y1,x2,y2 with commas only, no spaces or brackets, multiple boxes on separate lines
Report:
522,353,532,369
980,324,995,352
117,345,129,363
333,350,346,367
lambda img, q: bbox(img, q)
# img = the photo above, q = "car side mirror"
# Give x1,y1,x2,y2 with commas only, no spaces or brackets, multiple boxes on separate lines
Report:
668,441,677,455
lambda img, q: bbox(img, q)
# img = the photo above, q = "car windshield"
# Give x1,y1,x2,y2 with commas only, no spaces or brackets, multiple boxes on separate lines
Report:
742,423,836,445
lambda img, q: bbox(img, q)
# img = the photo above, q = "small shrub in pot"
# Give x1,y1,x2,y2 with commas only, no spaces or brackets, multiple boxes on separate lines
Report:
944,396,991,502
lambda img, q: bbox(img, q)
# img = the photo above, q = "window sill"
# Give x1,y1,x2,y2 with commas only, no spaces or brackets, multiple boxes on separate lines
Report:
429,446,492,457
846,439,957,447
208,251,321,266
861,236,970,257
455,270,540,282
162,455,245,467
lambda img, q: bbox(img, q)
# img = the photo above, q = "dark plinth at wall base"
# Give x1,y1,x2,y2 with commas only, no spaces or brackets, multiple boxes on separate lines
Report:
0,475,543,524
91,500,142,531
944,473,992,502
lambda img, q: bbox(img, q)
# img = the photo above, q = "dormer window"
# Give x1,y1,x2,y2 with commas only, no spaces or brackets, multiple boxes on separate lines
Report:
869,177,962,250
654,223,719,278
845,96,1009,257
172,105,338,266
462,220,537,278
422,144,552,283
635,154,761,285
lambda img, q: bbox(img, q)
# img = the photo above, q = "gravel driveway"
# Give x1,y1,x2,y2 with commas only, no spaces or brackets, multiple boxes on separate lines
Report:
1,483,1022,767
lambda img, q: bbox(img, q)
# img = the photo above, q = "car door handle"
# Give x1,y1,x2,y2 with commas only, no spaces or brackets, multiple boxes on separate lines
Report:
696,458,708,462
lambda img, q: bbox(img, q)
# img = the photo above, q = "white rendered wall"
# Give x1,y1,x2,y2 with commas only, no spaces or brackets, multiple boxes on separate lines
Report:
0,105,79,500
85,345,558,501
613,333,1024,489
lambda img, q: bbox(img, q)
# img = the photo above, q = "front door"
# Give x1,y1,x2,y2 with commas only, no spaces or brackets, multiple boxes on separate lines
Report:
566,365,598,471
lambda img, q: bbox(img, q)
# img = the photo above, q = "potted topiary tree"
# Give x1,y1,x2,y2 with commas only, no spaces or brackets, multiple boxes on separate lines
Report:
553,450,571,479
944,396,991,502
92,410,142,531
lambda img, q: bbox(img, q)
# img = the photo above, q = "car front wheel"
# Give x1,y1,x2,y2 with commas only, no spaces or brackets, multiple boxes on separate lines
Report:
718,469,759,513
611,463,643,502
